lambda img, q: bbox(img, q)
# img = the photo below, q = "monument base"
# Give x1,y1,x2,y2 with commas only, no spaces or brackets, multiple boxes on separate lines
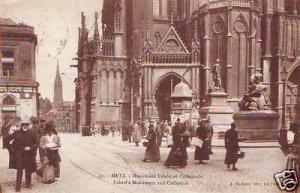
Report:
233,110,280,141
199,91,234,137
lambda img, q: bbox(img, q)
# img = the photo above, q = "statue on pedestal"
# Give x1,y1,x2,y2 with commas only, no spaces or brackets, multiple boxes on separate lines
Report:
210,59,223,92
238,73,270,111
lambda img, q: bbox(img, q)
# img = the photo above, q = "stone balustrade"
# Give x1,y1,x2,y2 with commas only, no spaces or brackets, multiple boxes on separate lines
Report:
0,24,34,34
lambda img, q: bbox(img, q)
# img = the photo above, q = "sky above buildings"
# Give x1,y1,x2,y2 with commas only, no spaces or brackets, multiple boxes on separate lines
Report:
0,0,103,101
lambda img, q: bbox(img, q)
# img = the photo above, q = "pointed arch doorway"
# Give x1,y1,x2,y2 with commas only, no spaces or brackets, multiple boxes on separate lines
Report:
154,74,181,121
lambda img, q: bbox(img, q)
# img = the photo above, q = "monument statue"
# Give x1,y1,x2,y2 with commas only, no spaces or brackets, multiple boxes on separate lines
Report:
211,59,223,92
238,73,270,111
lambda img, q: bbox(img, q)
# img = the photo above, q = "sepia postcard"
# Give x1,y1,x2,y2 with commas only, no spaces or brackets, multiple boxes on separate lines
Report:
0,0,300,193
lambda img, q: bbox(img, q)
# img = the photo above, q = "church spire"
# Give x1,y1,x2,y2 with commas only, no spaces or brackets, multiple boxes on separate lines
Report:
93,11,100,40
53,59,63,111
56,60,60,78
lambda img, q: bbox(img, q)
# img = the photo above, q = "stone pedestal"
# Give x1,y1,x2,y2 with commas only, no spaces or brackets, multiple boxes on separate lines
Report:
233,111,279,141
199,91,234,136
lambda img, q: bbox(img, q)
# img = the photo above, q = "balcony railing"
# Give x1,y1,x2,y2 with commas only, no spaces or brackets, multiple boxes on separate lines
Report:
198,0,256,11
0,24,34,34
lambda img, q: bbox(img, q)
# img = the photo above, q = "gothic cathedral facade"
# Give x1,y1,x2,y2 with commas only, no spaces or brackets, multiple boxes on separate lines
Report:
76,0,300,135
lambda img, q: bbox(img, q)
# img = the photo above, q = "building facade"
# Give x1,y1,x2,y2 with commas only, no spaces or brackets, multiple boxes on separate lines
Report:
0,18,39,124
76,0,300,135
55,101,76,133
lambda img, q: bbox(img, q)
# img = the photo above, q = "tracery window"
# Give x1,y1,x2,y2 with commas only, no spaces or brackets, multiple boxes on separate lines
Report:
2,95,16,106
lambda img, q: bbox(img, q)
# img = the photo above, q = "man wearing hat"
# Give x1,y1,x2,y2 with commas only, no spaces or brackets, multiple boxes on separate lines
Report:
11,121,38,192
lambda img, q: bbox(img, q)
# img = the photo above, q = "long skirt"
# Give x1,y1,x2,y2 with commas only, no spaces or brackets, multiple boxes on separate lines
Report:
8,149,16,169
54,162,60,178
166,134,173,147
225,149,238,165
194,142,210,161
165,144,187,167
40,156,55,183
144,142,160,161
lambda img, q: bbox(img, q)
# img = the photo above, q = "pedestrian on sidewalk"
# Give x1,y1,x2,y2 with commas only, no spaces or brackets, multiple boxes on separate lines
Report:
121,125,128,141
29,117,39,158
143,122,160,162
132,122,142,146
194,120,210,164
156,122,164,147
127,124,133,143
164,118,188,168
1,118,10,149
12,121,39,192
7,118,22,170
38,121,61,184
144,120,150,137
204,117,214,154
101,124,106,136
224,122,240,171
165,122,173,148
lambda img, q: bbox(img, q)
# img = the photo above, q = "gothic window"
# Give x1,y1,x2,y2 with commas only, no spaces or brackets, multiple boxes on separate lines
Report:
1,50,14,58
212,18,225,60
161,0,168,16
1,50,14,77
232,15,248,98
153,0,160,16
211,17,226,89
115,0,122,32
2,95,16,106
285,0,294,14
169,0,177,16
287,20,292,56
2,63,14,77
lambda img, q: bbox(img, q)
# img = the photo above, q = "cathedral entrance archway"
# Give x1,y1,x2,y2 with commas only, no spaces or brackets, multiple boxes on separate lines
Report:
154,74,181,121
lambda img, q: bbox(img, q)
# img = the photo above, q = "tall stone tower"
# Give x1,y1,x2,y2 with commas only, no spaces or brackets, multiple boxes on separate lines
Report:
53,61,63,111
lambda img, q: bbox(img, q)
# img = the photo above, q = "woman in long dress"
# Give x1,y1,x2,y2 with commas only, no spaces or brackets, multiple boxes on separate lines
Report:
143,124,160,162
164,119,188,168
225,123,240,170
132,123,142,146
194,121,210,164
165,123,173,148
39,121,61,183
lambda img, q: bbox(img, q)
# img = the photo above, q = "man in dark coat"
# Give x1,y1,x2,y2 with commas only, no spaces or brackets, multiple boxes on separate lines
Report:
224,122,240,171
12,122,39,192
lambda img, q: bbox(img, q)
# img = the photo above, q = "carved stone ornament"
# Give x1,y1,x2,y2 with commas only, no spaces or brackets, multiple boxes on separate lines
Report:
234,20,246,33
165,39,180,53
212,20,224,34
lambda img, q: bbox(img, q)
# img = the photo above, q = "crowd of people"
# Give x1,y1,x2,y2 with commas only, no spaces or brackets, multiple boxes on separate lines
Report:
119,118,241,170
1,117,61,192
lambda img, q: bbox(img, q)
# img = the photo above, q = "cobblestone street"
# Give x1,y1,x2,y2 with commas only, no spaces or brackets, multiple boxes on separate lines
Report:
0,134,287,193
